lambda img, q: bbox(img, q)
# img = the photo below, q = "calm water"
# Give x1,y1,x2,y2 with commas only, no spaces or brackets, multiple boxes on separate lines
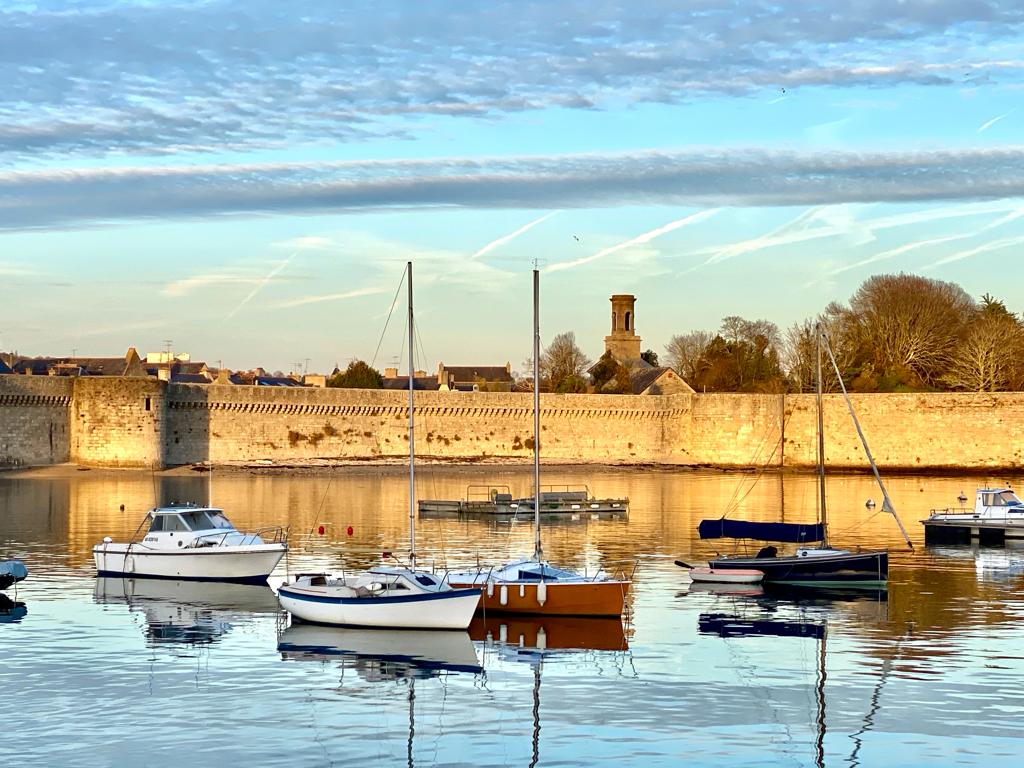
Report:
3,466,1024,767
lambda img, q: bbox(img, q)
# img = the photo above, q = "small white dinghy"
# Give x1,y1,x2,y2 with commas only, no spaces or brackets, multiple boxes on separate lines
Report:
688,566,764,584
93,504,287,584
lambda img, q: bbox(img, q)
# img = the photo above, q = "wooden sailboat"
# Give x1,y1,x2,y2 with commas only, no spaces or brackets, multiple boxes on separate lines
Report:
699,324,913,586
277,262,481,629
447,269,631,616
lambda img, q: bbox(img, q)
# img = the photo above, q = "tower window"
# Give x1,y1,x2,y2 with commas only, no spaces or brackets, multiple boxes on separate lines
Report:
144,397,151,412
624,311,631,332
612,311,617,332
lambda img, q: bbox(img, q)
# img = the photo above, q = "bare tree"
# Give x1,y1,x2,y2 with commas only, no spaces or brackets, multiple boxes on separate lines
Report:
664,330,712,382
539,331,590,392
847,273,975,385
944,297,1024,391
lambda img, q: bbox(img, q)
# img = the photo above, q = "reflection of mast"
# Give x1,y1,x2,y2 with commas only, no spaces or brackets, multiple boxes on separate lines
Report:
814,625,827,768
530,661,541,768
407,678,416,768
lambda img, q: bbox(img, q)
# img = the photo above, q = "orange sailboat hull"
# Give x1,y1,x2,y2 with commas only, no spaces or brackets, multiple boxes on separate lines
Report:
448,578,630,617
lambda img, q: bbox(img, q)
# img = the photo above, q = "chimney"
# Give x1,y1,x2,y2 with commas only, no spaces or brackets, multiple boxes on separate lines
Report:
384,367,398,379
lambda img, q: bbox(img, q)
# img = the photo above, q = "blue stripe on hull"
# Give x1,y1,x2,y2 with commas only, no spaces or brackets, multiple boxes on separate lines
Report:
96,570,270,585
278,586,481,606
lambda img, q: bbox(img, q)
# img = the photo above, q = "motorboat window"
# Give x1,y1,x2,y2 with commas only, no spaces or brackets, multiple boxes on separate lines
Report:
161,515,190,532
983,493,999,507
414,574,438,587
147,515,164,533
998,490,1022,506
207,512,234,529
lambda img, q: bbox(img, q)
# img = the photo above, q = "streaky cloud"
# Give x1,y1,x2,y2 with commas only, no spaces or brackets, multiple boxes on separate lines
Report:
6,147,1024,231
546,209,718,273
273,286,387,309
471,211,559,260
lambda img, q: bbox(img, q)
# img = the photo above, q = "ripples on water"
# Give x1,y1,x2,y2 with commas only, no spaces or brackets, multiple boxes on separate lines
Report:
3,467,1024,766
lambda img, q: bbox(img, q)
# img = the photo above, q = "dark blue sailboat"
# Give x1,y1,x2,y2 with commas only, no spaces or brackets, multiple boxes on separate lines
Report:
698,326,912,588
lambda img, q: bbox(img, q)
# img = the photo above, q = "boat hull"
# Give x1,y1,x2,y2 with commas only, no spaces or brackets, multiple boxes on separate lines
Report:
689,567,763,584
448,578,630,617
93,543,285,583
922,519,1024,545
708,550,887,586
277,585,481,630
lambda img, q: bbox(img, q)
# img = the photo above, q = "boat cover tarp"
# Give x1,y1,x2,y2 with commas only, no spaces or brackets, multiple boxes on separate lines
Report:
0,560,28,581
698,519,825,543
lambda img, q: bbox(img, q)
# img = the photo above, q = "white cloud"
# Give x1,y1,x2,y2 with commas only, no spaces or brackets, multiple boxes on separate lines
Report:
3,2,1024,161
273,286,387,309
546,209,719,273
471,212,558,260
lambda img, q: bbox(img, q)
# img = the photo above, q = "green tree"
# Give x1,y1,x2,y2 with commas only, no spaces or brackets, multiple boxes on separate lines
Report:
640,349,659,366
327,360,383,389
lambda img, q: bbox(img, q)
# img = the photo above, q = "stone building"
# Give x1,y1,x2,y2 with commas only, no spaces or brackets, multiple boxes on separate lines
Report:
595,294,695,395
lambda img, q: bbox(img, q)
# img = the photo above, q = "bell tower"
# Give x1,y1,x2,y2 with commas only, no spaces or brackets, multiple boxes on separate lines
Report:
604,294,642,361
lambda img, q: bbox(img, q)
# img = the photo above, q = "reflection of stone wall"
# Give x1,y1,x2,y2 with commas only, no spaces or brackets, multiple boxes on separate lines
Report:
0,376,72,467
5,376,1024,469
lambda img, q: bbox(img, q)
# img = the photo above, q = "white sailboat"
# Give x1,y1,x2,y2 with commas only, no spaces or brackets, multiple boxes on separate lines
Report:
277,262,481,629
447,268,631,616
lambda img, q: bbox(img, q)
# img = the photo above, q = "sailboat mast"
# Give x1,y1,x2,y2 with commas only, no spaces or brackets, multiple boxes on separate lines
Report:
816,324,828,546
820,330,915,549
408,261,416,567
533,268,542,561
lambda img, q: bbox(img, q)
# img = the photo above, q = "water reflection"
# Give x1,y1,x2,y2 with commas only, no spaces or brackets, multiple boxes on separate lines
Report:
0,593,27,623
94,577,279,647
5,468,1024,766
278,623,483,679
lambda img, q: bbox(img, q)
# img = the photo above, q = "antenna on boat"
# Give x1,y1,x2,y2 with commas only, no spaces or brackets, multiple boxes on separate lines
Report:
533,266,542,562
408,260,417,568
818,326,914,550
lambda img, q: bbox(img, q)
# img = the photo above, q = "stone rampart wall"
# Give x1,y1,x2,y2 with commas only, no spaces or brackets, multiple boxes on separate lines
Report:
70,377,166,468
4,376,1024,470
0,376,72,467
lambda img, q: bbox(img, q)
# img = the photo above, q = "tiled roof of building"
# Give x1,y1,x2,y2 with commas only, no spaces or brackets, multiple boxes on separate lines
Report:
629,366,695,395
441,365,512,383
383,376,440,391
11,356,130,376
171,373,212,384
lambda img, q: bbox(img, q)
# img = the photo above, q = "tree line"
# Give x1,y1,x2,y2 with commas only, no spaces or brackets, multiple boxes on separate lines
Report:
665,273,1024,393
328,274,1024,394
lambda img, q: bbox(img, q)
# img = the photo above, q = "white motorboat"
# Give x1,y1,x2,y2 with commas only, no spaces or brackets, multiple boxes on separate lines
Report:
688,566,764,584
277,262,481,629
922,488,1024,544
93,504,288,583
446,269,631,617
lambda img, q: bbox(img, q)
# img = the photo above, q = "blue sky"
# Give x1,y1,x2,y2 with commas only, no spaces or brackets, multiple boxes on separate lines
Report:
2,1,1024,374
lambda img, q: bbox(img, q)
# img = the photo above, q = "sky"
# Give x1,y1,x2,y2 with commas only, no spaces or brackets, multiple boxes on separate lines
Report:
2,1,1024,374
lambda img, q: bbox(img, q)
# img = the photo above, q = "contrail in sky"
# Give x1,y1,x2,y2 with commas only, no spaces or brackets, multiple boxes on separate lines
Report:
547,209,718,273
471,211,559,259
977,111,1012,133
225,251,299,320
